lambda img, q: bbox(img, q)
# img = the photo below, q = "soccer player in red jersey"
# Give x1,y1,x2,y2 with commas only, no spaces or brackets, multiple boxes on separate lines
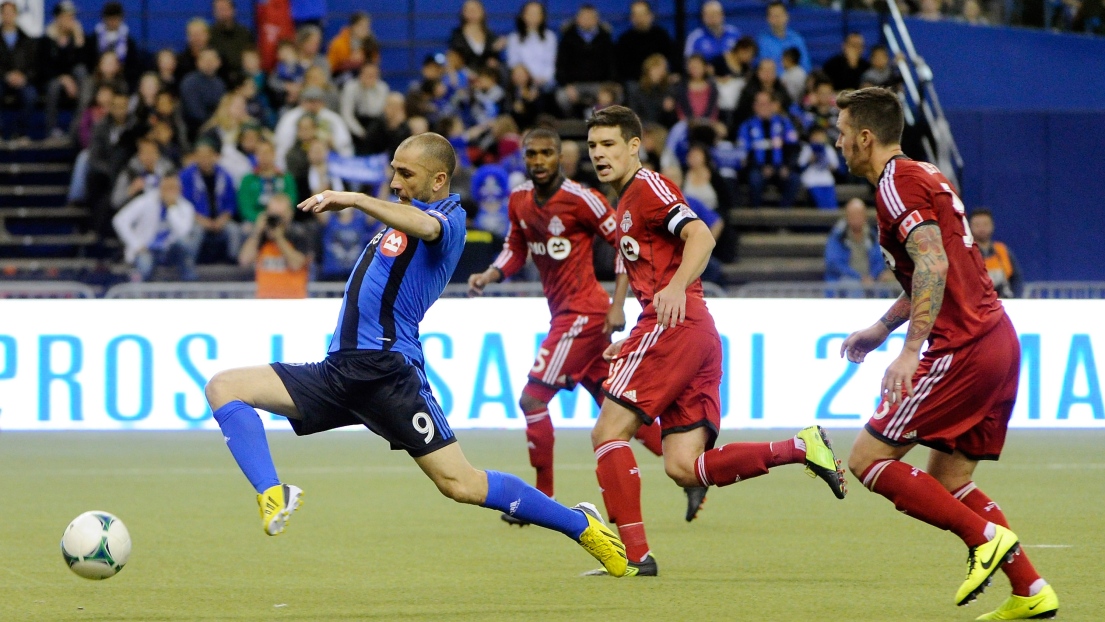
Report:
585,106,846,576
468,128,673,524
837,88,1057,619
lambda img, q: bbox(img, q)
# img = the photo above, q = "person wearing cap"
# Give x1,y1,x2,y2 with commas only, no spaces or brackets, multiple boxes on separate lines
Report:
42,1,87,139
0,0,40,140
180,47,227,141
273,85,352,170
87,1,142,86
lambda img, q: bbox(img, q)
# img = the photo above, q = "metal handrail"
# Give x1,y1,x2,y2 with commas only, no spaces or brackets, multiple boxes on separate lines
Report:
1023,281,1105,299
733,281,904,299
0,281,97,298
441,281,728,298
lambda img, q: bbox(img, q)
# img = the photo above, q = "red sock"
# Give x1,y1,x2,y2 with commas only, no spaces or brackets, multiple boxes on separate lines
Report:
694,438,805,487
595,440,649,563
953,482,1043,596
633,419,663,456
523,407,554,497
862,460,989,547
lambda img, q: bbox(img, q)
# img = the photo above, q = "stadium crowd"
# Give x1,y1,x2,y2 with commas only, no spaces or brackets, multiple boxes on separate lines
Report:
0,0,1024,292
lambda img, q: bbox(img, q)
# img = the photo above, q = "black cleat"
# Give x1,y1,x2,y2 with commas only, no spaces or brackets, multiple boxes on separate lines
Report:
684,486,708,522
500,512,530,527
583,553,659,577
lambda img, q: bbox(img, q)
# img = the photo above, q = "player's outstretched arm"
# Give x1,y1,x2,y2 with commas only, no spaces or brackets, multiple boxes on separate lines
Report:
882,223,948,403
653,220,715,328
467,267,503,297
840,293,909,363
603,273,629,335
298,190,443,242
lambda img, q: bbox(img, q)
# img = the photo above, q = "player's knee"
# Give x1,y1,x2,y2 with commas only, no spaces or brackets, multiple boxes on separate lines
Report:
204,371,237,409
519,392,545,414
846,453,873,481
434,475,483,505
664,458,699,488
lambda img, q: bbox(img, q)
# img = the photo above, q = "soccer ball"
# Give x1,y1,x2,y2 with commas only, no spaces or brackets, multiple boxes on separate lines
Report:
60,511,132,580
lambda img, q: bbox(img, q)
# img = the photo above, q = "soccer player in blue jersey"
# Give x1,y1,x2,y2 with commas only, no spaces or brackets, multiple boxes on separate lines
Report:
203,133,629,577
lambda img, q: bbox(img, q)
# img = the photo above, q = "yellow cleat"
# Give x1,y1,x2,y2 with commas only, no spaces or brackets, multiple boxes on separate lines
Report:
257,483,303,536
572,502,628,577
957,525,1019,606
975,585,1059,620
796,425,847,499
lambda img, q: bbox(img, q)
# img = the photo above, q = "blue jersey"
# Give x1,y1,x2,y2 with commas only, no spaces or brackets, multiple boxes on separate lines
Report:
328,195,466,364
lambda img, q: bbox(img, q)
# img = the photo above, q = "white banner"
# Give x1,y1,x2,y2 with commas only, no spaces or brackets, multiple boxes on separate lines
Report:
0,299,1101,430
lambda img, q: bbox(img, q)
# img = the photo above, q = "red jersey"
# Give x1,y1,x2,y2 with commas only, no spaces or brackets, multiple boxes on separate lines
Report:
875,157,1005,353
492,178,619,316
615,168,711,324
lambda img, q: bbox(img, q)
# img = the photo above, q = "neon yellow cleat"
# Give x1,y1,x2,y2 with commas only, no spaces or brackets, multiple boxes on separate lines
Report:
257,483,303,536
572,502,628,577
582,553,657,577
796,426,847,499
975,584,1059,620
957,525,1019,606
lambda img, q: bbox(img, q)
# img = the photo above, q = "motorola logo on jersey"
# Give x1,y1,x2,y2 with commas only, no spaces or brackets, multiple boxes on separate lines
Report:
380,231,408,257
620,235,640,261
547,237,571,260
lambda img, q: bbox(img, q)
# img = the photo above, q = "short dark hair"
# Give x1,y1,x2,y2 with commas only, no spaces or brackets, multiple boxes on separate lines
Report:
523,127,561,151
398,132,457,179
782,47,801,64
102,1,123,17
969,207,993,221
586,105,643,143
836,87,904,146
349,11,369,26
767,0,786,11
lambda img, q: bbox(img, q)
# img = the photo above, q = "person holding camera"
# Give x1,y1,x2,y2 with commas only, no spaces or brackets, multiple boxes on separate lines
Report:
237,193,314,298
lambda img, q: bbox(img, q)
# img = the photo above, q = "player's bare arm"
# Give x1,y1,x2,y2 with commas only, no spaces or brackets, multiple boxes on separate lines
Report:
299,191,443,242
603,273,629,335
882,223,948,403
467,266,503,297
653,220,715,328
840,293,910,363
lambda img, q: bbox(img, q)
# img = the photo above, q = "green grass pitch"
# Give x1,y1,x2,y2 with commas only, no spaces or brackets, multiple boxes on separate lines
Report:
2,429,1100,621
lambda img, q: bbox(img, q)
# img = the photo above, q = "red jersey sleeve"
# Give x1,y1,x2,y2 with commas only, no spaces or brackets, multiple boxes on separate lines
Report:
637,169,701,238
491,194,527,279
879,161,939,244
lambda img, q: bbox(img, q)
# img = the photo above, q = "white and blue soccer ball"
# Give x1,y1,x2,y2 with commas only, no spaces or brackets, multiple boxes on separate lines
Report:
60,511,132,580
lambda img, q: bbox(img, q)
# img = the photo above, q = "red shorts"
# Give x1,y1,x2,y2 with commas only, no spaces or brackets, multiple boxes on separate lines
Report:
526,312,610,400
865,313,1020,461
602,319,723,446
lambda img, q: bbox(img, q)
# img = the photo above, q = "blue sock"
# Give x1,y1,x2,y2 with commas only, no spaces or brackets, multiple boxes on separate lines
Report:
212,400,281,494
482,470,588,540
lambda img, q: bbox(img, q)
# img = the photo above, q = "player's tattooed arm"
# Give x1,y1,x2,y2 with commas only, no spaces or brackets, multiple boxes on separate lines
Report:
879,293,911,332
902,223,948,352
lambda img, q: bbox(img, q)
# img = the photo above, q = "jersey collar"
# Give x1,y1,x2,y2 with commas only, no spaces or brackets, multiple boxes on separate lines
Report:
877,154,911,185
617,167,643,201
410,193,462,211
533,175,565,207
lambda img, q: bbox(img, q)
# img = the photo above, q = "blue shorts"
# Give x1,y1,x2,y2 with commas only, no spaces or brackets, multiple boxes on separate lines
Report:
271,351,455,457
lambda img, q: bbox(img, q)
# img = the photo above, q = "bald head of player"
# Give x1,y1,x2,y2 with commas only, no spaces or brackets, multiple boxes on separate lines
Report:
522,128,563,199
835,87,906,185
586,105,644,193
390,132,458,204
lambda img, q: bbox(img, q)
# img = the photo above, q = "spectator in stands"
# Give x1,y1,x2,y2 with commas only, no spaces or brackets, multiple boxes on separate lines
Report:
180,48,227,140
720,35,758,79
824,198,885,283
269,41,304,110
327,11,380,78
151,90,190,158
131,72,162,123
802,73,840,143
615,1,676,83
969,208,1022,297
180,138,241,263
219,118,260,184
506,2,557,90
155,48,179,96
362,92,412,156
674,54,719,123
303,65,339,112
681,142,733,213
209,0,253,83
0,0,39,141
780,47,807,104
43,0,86,140
238,49,273,122
469,65,505,126
919,0,945,20
860,45,900,88
285,114,317,199
274,86,352,166
318,206,380,281
237,139,297,225
959,0,991,23
238,192,312,298
757,2,811,74
554,4,616,116
80,50,128,117
68,83,114,206
798,126,840,209
684,0,741,74
738,90,800,207
114,172,200,282
88,88,140,234
733,58,791,128
716,37,756,127
112,136,175,209
176,18,211,83
198,92,252,153
822,32,870,91
627,53,677,128
305,138,344,197
685,194,726,283
296,25,328,73
449,1,505,71
506,64,550,130
87,2,142,87
234,70,274,128
341,62,389,155
559,139,599,188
